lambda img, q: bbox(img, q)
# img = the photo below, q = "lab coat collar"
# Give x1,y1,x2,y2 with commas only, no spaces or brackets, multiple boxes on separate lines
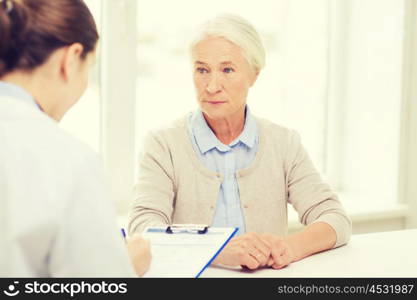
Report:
0,81,43,111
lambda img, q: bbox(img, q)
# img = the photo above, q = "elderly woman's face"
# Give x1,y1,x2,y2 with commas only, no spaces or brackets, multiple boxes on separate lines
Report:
192,36,258,120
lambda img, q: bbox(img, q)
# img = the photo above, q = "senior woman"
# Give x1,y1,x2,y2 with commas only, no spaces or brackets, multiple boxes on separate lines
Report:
128,14,351,270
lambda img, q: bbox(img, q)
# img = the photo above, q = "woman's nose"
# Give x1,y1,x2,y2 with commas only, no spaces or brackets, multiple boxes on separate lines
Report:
206,73,222,94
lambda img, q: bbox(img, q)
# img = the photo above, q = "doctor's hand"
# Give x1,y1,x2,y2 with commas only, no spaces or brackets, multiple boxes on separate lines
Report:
260,233,295,270
212,232,271,270
126,234,151,277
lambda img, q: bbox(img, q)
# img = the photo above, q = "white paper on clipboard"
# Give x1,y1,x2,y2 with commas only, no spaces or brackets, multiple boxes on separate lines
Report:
142,225,238,278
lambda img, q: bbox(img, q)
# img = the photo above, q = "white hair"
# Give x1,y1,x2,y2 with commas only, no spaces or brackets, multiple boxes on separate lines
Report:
190,13,266,72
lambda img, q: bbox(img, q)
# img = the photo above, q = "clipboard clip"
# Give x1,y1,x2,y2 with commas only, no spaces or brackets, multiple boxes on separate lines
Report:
166,224,209,234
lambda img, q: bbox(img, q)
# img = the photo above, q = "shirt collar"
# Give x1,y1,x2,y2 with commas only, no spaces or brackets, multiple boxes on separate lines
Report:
0,81,42,111
233,107,257,149
190,106,257,154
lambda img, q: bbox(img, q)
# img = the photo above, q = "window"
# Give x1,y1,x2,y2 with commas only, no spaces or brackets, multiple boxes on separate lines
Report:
135,0,328,170
325,0,404,214
59,0,102,154
135,0,405,217
61,0,410,225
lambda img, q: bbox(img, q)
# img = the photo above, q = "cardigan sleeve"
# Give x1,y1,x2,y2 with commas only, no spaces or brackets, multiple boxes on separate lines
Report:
128,131,175,234
285,130,351,248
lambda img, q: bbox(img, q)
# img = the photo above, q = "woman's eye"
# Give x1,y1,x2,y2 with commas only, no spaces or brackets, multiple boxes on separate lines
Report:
223,67,234,73
196,67,208,74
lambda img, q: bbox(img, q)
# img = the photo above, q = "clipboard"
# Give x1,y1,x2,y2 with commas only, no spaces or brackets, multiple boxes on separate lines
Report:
142,224,238,278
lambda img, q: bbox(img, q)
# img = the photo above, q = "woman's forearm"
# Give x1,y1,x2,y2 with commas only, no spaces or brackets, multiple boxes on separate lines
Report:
285,222,337,262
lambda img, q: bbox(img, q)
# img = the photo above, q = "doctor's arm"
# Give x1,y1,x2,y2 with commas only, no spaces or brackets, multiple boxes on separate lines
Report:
49,152,148,277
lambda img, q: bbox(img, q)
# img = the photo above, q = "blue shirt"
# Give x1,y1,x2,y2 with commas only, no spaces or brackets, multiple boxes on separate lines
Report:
0,81,39,110
187,107,259,235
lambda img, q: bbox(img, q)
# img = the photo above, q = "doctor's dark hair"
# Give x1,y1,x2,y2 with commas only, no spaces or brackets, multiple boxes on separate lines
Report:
0,0,98,77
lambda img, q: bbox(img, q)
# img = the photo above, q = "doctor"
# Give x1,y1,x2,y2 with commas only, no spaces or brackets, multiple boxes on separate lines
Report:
0,0,150,277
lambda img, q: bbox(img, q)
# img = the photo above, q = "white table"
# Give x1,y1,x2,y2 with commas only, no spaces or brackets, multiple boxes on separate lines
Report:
202,229,417,277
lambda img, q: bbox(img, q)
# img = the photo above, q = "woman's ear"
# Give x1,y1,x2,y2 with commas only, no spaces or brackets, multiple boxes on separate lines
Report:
250,70,260,87
60,43,84,82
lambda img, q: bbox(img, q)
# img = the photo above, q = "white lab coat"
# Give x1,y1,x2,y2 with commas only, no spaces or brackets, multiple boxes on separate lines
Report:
0,84,135,277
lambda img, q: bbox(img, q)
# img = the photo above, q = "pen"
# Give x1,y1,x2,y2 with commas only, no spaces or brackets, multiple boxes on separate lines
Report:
121,228,127,241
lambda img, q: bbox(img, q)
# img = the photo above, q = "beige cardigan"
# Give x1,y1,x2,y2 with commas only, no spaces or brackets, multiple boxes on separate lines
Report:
128,115,351,247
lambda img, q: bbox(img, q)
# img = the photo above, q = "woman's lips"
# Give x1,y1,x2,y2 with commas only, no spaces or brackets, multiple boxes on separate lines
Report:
205,100,226,105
